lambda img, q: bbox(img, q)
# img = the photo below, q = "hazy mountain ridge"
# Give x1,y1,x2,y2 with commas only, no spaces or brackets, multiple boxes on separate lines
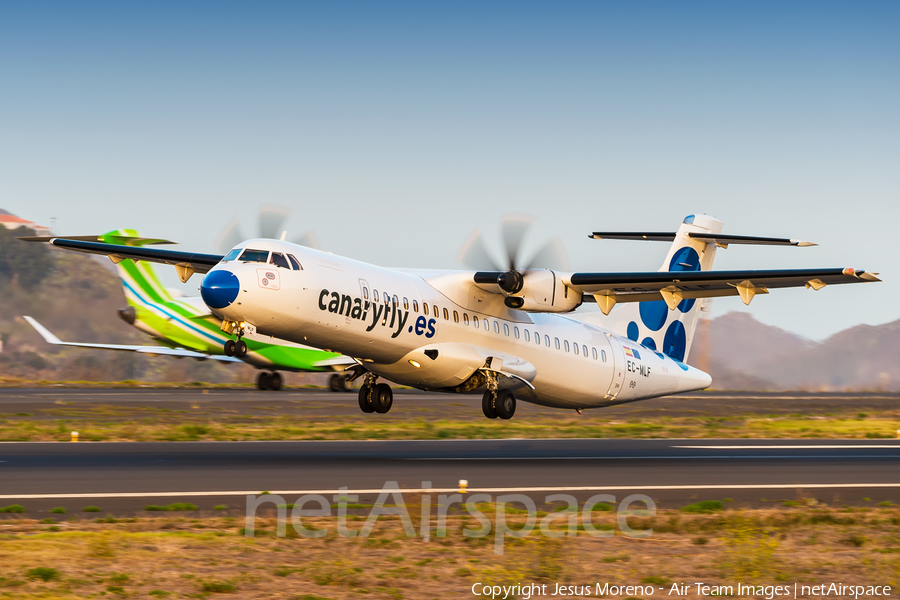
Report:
697,311,900,391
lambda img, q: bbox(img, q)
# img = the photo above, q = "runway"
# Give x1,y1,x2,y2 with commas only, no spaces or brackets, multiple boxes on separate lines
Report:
1,438,898,515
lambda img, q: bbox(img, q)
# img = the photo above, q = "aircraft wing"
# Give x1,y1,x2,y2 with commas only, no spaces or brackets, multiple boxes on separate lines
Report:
564,267,881,313
24,317,242,362
312,356,361,368
34,238,222,275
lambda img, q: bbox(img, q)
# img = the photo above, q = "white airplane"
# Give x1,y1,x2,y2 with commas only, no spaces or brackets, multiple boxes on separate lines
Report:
42,215,880,419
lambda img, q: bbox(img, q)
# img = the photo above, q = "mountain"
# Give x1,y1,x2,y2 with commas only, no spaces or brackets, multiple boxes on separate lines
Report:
692,311,900,391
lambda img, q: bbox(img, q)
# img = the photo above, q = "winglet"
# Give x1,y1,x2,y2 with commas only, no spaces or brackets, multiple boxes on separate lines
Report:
23,316,63,345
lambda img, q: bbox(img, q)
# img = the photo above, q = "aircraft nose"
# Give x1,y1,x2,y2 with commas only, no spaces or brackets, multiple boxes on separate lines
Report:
201,270,240,309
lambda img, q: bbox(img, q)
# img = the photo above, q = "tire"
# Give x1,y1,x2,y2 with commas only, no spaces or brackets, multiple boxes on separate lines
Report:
224,340,236,357
482,391,498,419
234,340,248,358
372,383,393,414
358,385,375,413
257,372,271,390
329,374,342,392
496,390,516,420
270,372,282,391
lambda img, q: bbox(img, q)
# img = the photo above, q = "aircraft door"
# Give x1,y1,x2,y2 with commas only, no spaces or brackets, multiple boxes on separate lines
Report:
604,335,626,400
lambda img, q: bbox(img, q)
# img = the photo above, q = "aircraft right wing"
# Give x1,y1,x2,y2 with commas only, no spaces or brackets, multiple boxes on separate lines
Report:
24,317,242,362
25,238,223,281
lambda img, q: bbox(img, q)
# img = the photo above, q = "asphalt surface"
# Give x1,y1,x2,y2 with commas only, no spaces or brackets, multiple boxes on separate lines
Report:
1,387,899,420
1,438,898,515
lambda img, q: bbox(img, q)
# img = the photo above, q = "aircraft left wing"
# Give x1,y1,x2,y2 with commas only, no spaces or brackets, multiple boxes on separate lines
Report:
24,317,242,362
565,267,881,314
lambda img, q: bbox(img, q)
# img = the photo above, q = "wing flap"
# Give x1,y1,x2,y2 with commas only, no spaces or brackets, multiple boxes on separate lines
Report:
41,239,222,274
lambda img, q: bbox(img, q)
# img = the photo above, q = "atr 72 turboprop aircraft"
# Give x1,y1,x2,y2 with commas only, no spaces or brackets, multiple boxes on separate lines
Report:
22,229,355,391
40,215,880,419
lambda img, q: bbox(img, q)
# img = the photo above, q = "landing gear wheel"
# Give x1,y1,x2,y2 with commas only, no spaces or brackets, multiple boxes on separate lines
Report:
482,391,498,419
371,383,393,414
234,340,248,358
224,340,236,357
269,372,282,391
358,385,375,413
329,374,350,392
257,372,271,390
496,390,516,420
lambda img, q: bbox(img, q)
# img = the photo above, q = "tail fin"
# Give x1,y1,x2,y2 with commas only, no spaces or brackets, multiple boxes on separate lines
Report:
98,229,176,305
602,214,723,362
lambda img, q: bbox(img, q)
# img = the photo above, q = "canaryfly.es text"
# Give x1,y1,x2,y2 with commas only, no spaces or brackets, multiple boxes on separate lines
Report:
470,582,893,599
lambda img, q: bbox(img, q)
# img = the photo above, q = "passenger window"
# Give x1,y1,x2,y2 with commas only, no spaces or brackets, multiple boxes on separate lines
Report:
564,340,570,352
555,337,561,350
423,303,428,316
483,319,490,331
503,323,509,336
453,311,459,323
592,348,598,360
544,334,550,347
287,254,302,270
433,305,439,317
413,300,418,312
524,330,530,342
239,249,269,263
574,344,579,356
463,313,469,325
493,321,500,334
374,290,379,302
473,316,479,327
393,295,399,308
363,287,369,300
602,350,607,362
583,345,588,357
443,308,449,321
269,252,290,269
514,326,520,339
403,297,409,310
222,248,241,262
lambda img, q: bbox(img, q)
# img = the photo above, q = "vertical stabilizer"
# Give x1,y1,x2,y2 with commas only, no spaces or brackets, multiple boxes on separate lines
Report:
593,214,723,363
98,230,175,306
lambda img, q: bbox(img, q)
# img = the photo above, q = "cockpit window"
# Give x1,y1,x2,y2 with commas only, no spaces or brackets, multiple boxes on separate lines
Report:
222,248,241,262
269,252,290,269
239,249,270,263
287,254,302,270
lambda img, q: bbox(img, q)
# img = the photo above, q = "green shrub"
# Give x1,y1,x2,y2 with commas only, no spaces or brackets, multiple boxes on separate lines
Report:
641,576,670,585
213,504,227,510
680,500,724,514
106,585,126,595
201,580,236,593
145,503,198,512
49,507,67,514
0,504,25,513
109,573,129,583
83,506,101,512
149,592,171,598
26,567,59,582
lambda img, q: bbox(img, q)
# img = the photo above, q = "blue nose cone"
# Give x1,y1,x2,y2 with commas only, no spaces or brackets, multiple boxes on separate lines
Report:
201,270,240,309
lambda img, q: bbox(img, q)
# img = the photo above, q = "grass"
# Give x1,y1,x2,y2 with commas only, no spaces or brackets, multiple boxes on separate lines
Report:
0,402,898,441
0,503,895,599
144,503,198,512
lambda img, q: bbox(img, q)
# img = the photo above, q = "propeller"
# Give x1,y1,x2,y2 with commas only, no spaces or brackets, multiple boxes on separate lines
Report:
213,204,322,254
458,213,571,294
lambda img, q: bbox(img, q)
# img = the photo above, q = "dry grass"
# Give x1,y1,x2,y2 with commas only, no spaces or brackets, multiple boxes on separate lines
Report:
0,405,897,441
0,504,898,599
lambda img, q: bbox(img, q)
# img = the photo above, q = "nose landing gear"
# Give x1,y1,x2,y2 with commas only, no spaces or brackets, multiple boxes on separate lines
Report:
223,323,248,359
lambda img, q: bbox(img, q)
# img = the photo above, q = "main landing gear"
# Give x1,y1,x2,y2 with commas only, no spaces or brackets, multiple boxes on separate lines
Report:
257,371,283,391
329,374,352,393
358,373,392,414
481,371,516,419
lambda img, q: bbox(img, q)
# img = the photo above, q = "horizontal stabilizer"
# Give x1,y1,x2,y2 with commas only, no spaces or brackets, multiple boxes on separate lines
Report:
24,317,241,362
589,232,816,247
33,239,222,274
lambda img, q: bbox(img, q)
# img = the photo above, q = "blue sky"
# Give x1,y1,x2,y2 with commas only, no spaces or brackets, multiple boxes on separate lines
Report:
1,1,897,339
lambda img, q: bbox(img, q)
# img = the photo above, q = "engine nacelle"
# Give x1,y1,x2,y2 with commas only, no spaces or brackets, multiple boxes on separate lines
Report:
503,269,581,313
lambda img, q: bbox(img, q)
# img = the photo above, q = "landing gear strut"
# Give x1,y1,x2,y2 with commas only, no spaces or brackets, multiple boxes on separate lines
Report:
224,327,247,359
329,374,351,393
257,371,282,391
357,373,392,414
481,371,515,420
